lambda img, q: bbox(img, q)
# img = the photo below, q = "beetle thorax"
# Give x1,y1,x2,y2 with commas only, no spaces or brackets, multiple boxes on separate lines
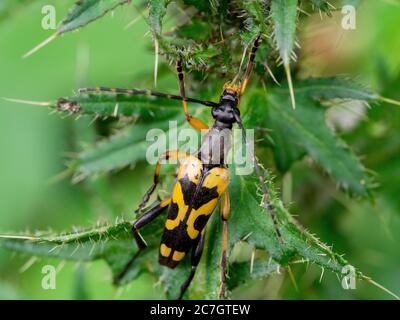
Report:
199,126,232,167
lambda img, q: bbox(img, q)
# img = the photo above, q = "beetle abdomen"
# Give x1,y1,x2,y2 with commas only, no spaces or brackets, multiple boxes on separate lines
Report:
158,156,229,268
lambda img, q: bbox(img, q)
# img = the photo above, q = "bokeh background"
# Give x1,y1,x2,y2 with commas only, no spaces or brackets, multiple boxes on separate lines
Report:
0,0,399,299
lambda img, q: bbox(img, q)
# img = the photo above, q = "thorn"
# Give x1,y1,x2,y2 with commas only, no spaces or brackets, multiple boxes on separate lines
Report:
154,38,159,88
0,234,38,240
284,63,296,109
2,97,52,107
380,96,400,107
263,62,280,86
319,267,325,283
47,169,73,185
366,278,400,300
19,256,38,273
287,266,299,292
250,247,256,274
56,260,66,273
124,15,141,30
113,103,119,117
23,32,59,59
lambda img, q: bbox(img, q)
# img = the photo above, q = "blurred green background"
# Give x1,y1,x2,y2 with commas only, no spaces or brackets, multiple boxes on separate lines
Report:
0,1,399,299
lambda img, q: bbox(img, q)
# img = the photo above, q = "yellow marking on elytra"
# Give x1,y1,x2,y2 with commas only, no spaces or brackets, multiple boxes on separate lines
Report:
176,156,202,184
160,243,172,257
186,199,219,239
165,182,189,230
186,167,230,239
202,167,230,195
172,251,186,261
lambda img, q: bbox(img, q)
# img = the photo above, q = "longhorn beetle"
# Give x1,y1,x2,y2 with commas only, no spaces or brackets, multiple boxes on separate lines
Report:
79,34,282,299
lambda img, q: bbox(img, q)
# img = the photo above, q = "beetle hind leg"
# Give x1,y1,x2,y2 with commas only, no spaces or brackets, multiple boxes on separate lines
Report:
114,198,170,285
177,231,206,300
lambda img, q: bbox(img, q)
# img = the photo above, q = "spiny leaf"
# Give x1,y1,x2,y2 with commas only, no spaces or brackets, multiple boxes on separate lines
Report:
240,0,268,35
182,162,368,299
58,0,130,34
148,0,171,35
24,0,130,57
4,91,183,119
271,0,298,66
286,77,379,101
270,0,298,109
227,256,280,290
247,88,372,197
309,0,332,14
0,218,165,285
70,118,185,180
0,161,375,299
56,92,181,120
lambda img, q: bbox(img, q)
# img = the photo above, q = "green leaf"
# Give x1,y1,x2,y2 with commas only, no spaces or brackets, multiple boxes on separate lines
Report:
70,118,185,179
148,0,171,35
23,0,131,58
0,164,371,299
55,91,181,119
227,256,280,290
176,20,213,41
309,0,331,14
246,87,372,197
285,77,379,102
186,163,369,298
270,0,298,108
270,0,298,66
0,218,165,285
58,0,130,34
241,0,268,35
182,0,213,13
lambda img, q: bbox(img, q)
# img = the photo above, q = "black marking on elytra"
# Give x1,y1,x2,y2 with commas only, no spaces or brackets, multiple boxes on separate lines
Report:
191,185,219,210
178,176,198,208
167,201,179,221
193,214,210,233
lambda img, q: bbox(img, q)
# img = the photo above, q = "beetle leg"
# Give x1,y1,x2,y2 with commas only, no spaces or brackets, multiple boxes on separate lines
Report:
115,198,171,285
176,58,209,131
219,191,230,299
177,230,206,300
240,34,262,97
136,150,190,212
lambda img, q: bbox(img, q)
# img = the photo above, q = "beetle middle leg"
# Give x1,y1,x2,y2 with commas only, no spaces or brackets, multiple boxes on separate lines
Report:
115,198,171,285
136,150,190,212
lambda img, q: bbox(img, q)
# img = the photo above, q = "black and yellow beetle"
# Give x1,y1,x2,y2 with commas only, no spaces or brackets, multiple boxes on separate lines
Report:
79,34,282,299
